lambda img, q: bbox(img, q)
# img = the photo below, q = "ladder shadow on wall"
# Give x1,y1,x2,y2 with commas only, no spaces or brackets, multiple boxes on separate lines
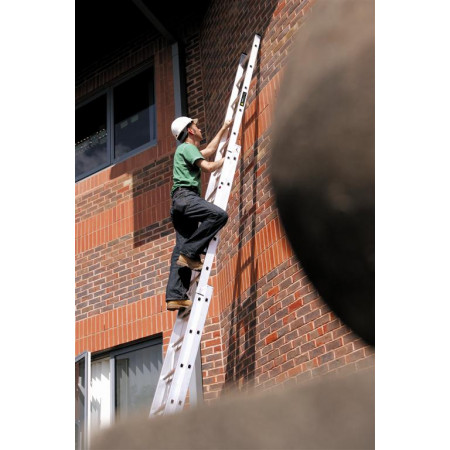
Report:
221,63,262,394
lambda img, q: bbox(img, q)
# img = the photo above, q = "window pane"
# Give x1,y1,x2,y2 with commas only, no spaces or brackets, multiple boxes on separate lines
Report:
91,359,111,433
76,95,108,179
115,343,162,420
114,68,155,159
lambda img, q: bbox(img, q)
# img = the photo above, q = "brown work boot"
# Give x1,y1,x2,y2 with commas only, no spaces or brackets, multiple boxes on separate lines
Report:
177,254,203,271
166,299,193,311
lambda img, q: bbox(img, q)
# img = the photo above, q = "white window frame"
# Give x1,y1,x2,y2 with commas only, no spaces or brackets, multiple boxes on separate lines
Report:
90,357,113,435
75,351,91,450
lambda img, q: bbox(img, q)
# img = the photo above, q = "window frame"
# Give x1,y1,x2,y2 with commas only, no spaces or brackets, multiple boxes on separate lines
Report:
75,351,91,450
76,63,157,182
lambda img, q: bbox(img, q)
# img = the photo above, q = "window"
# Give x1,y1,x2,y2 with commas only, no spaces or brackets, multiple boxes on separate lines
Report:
76,66,156,181
75,336,206,447
114,342,162,419
76,337,162,446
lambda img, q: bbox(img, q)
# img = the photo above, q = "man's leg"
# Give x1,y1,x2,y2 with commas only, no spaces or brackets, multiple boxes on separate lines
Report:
165,231,192,302
179,191,228,260
165,192,199,306
165,189,228,306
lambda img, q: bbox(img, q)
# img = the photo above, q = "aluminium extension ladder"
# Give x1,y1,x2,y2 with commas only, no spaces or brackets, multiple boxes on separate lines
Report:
150,34,261,417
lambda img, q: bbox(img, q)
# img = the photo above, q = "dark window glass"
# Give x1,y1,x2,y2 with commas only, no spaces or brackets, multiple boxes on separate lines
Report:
75,67,156,181
114,68,155,159
75,95,108,179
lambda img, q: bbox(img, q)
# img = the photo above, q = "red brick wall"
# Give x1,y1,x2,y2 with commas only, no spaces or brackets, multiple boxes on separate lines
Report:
75,0,374,405
75,32,178,352
197,0,374,402
184,29,207,131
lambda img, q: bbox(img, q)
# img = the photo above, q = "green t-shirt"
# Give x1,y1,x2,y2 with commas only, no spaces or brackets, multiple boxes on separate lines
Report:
171,142,205,196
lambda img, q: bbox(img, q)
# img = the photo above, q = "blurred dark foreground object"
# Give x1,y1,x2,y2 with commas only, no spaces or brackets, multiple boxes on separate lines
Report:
91,368,374,449
271,0,375,345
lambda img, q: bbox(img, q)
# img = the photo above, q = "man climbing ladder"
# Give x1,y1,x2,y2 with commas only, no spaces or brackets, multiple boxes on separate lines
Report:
151,34,261,417
165,117,232,311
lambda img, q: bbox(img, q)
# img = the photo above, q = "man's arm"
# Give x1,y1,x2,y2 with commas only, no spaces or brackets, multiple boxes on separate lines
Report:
200,120,232,159
195,157,225,174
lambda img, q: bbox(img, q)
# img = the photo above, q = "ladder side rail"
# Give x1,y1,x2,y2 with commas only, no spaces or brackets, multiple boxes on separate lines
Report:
164,37,261,413
205,34,260,206
193,235,220,296
164,285,214,414
151,190,224,414
150,34,261,418
220,35,261,167
195,145,241,290
212,144,242,211
204,53,247,201
216,52,248,159
162,145,242,414
150,312,190,415
162,232,221,412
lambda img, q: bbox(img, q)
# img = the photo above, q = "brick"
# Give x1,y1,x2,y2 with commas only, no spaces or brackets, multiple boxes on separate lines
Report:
287,298,303,314
318,351,334,365
265,331,278,346
328,356,346,372
325,338,343,352
335,343,354,358
309,345,325,359
345,349,366,364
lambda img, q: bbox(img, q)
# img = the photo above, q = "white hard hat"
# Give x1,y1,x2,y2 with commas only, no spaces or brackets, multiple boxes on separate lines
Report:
171,116,198,141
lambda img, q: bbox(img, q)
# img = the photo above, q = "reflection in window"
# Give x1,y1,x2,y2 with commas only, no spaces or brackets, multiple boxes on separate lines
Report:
115,343,162,420
91,359,111,433
114,68,156,159
75,95,108,179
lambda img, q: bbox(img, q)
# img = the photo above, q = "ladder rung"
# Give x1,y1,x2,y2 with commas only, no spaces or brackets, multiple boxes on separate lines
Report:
153,404,166,414
210,179,219,193
222,136,230,151
241,52,249,66
212,170,222,184
213,165,223,176
172,335,184,348
190,273,200,287
163,368,176,380
178,308,191,319
206,188,217,203
236,72,245,88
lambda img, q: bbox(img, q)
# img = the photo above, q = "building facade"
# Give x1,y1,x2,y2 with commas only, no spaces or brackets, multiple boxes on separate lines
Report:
75,0,374,444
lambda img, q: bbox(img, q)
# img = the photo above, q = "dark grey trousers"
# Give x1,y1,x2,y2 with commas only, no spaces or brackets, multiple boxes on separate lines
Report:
165,188,228,302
